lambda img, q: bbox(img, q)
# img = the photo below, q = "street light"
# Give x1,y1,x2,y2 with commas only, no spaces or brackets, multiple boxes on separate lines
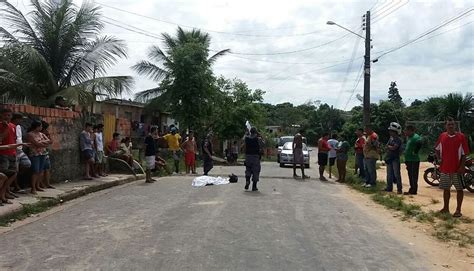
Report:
327,11,372,127
326,21,366,40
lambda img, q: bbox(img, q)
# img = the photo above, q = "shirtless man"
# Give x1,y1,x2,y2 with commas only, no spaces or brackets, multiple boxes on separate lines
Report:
293,132,309,179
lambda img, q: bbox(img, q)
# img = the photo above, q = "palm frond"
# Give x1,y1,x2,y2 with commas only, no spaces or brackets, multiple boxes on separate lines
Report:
161,33,177,51
131,60,169,82
208,49,230,64
134,87,164,102
0,0,43,49
148,45,170,64
62,36,128,88
0,26,18,43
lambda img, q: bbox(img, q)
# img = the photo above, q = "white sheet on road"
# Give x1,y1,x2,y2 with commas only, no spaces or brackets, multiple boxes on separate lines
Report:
192,176,230,187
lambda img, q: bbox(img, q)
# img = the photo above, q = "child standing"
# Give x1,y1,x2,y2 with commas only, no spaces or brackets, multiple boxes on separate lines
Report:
144,127,158,183
181,131,197,174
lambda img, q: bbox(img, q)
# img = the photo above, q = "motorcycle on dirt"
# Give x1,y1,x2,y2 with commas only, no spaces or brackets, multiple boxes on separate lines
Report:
423,152,474,193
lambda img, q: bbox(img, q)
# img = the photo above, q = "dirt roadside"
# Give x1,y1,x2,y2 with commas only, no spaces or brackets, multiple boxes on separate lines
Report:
340,186,474,270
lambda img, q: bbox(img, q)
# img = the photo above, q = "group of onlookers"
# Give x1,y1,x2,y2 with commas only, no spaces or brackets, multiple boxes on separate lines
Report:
315,117,469,217
142,126,215,183
79,123,109,180
0,108,55,206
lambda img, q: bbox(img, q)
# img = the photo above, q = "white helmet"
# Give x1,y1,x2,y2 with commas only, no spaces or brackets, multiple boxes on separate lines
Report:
388,122,402,135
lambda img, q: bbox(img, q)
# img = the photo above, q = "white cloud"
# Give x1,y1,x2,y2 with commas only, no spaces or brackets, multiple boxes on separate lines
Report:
12,0,474,108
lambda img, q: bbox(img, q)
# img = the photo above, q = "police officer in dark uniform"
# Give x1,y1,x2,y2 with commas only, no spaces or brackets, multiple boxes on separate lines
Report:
244,127,263,191
202,132,213,175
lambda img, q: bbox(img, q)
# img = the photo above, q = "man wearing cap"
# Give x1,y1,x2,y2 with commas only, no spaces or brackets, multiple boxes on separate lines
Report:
163,127,182,174
385,122,403,194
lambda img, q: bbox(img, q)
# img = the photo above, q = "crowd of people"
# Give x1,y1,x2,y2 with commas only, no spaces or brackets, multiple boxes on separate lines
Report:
313,118,469,217
0,108,55,206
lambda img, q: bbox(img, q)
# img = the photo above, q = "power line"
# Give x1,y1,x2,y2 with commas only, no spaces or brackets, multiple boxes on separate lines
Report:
375,7,474,60
335,30,363,107
226,54,364,65
372,0,404,20
97,1,329,38
372,0,410,23
102,16,356,56
225,33,351,55
371,0,393,13
372,0,398,16
344,62,364,110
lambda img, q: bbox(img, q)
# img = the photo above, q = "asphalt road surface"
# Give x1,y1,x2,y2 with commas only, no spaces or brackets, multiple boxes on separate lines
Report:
0,159,428,270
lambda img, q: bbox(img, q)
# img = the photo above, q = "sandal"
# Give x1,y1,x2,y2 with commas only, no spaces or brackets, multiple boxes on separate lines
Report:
453,212,462,218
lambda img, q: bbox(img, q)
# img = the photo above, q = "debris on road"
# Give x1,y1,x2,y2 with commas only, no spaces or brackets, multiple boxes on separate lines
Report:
192,176,230,187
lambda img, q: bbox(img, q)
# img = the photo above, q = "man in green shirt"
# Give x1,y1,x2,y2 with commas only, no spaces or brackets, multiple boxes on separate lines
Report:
404,125,422,195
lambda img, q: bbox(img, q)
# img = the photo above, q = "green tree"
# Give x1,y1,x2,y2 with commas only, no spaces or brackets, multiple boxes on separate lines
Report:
133,27,229,131
212,77,265,140
0,0,132,105
388,81,404,108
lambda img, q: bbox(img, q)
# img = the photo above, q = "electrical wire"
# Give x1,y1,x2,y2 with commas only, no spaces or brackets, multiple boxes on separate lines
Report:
335,30,363,107
102,16,356,56
344,62,365,110
374,7,474,60
372,0,410,23
97,1,329,38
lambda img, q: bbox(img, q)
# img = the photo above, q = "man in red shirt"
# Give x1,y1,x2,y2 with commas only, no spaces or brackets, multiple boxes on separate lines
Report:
0,108,18,204
435,117,470,217
318,133,331,181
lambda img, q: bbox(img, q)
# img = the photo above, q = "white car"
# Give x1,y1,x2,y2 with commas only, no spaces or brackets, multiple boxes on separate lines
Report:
279,142,310,168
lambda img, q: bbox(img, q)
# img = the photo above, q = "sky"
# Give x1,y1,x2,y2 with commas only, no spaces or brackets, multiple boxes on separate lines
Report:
12,0,474,109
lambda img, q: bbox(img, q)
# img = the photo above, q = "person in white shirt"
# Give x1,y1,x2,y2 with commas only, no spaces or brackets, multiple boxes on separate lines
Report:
94,124,107,177
11,113,31,192
327,134,339,179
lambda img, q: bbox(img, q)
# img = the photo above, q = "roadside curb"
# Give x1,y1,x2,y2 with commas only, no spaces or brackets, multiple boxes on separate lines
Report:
0,174,144,222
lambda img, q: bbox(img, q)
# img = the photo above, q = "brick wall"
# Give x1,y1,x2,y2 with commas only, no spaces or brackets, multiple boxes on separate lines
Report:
2,104,83,183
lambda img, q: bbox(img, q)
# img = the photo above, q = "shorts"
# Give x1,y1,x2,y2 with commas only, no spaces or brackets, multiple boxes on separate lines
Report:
145,156,156,170
293,148,304,164
172,150,181,161
96,151,105,164
337,153,349,161
16,150,31,168
82,149,94,161
30,155,46,173
318,153,328,166
440,173,463,191
185,151,196,166
0,155,17,177
43,155,51,170
329,157,336,166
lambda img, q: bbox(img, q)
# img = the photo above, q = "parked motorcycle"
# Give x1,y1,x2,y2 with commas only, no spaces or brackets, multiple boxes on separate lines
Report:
423,152,474,192
423,152,440,186
463,157,474,192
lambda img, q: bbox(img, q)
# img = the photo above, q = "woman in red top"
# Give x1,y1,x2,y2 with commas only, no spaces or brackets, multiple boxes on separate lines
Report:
435,118,470,217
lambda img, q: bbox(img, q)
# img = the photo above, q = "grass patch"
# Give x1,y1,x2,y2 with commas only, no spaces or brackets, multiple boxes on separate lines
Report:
0,198,60,227
338,160,474,247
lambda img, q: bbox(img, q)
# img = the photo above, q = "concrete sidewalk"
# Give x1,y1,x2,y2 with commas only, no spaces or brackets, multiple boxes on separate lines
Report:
0,174,144,219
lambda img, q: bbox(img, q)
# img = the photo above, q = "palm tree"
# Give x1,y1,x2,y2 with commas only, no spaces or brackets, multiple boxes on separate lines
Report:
0,0,133,106
132,27,229,130
132,27,229,102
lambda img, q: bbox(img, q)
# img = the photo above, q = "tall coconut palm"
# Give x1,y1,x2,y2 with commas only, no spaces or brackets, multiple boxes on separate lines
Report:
0,0,133,105
132,26,229,130
133,27,229,102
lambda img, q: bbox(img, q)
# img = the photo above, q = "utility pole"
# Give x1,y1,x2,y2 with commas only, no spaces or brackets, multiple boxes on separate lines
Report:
363,11,371,127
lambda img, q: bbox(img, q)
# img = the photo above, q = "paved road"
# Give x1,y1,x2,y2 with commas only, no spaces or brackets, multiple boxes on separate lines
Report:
0,161,427,270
